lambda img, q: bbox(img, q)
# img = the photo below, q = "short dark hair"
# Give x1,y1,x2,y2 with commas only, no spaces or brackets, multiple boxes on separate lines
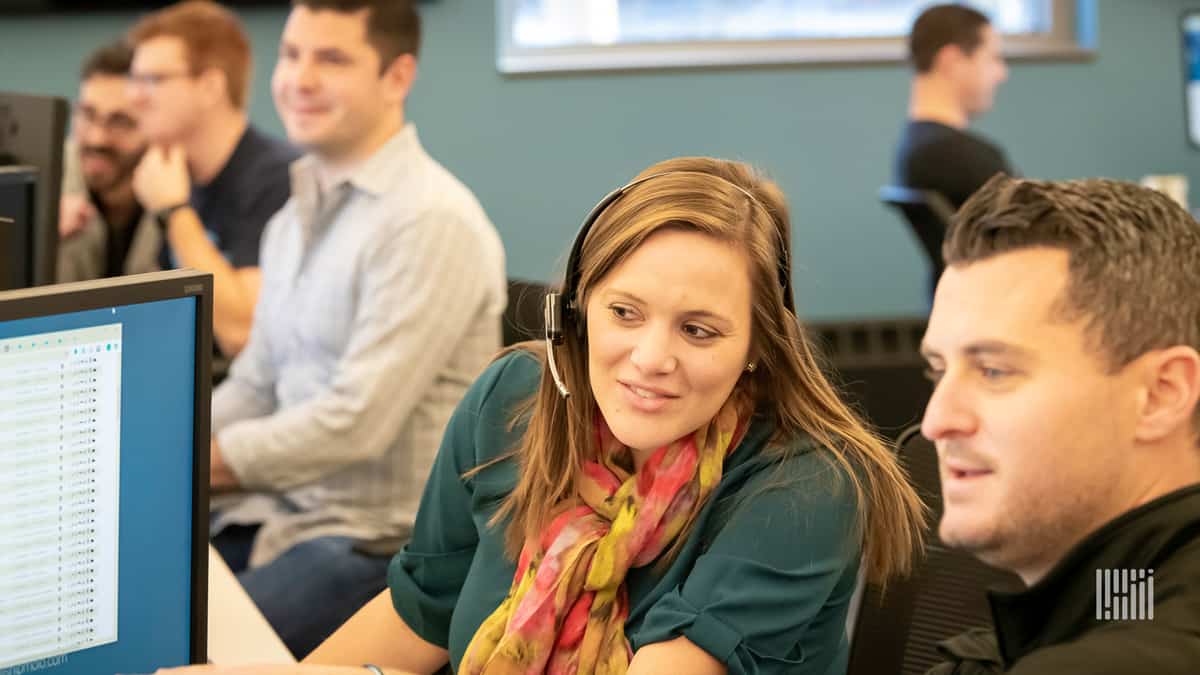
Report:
81,41,134,81
292,0,421,70
908,3,991,73
946,174,1200,431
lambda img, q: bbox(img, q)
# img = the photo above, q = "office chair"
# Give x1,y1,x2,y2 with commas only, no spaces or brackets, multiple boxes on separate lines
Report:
502,278,553,347
846,426,1024,675
879,186,956,298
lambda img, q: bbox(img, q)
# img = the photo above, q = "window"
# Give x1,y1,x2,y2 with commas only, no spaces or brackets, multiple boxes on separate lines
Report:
497,0,1092,74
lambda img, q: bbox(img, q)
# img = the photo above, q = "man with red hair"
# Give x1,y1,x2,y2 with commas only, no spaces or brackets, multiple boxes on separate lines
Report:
127,0,298,358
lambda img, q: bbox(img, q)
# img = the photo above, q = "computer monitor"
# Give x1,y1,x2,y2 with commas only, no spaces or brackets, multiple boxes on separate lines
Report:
0,166,38,290
0,90,69,288
0,269,212,674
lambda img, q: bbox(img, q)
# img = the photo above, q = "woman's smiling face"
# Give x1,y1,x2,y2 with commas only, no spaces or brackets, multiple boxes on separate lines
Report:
586,228,753,458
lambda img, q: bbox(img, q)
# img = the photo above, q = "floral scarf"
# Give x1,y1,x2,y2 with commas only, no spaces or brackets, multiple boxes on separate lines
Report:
460,395,750,675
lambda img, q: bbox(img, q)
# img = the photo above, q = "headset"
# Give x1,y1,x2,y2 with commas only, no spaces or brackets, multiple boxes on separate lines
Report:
544,170,797,398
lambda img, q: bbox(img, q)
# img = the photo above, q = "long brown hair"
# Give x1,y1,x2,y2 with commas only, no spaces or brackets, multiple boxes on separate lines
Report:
488,157,925,585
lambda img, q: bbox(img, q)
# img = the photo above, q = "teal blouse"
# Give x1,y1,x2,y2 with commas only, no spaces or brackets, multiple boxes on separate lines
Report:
388,351,862,675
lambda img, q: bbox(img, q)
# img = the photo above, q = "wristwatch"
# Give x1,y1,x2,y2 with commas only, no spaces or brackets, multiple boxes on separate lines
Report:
154,202,190,231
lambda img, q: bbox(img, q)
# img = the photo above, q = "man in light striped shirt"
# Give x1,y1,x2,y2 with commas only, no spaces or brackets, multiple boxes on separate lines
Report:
207,0,506,658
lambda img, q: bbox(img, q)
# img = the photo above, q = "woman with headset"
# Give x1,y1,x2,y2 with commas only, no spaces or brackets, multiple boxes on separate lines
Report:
164,157,924,674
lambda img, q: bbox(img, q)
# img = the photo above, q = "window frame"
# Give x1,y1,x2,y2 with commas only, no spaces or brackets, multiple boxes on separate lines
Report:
495,0,1094,75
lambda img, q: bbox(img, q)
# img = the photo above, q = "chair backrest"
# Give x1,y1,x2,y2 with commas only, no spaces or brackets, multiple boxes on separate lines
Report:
879,185,956,298
502,278,552,347
846,426,1024,675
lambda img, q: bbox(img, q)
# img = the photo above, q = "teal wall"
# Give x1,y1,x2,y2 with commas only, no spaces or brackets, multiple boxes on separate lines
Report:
1,1,1196,319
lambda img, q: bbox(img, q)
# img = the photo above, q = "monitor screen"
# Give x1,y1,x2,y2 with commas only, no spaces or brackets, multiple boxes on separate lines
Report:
0,271,211,674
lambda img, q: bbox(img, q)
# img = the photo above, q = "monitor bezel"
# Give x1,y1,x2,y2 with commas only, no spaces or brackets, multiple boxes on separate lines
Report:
0,269,213,666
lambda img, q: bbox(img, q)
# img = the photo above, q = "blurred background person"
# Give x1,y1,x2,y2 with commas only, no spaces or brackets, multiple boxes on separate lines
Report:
57,40,157,283
127,0,298,358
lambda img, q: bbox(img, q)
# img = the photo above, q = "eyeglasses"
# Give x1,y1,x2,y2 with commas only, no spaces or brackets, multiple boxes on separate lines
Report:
128,70,196,91
73,103,138,135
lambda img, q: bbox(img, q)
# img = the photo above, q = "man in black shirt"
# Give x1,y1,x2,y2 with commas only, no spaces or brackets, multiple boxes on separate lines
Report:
127,1,299,358
895,4,1013,209
58,41,159,283
920,176,1200,674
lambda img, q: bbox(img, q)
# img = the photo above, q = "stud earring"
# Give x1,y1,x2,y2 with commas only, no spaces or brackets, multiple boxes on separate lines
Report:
746,362,757,373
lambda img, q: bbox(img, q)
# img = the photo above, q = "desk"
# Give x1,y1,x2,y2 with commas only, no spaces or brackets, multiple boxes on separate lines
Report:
208,544,296,665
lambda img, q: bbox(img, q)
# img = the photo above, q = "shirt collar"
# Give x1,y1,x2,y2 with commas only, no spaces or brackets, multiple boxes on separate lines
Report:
292,122,422,197
346,122,422,197
290,123,423,230
198,124,253,193
987,484,1200,666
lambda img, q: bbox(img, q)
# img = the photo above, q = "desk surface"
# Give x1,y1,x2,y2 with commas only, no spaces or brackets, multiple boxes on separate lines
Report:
208,544,296,665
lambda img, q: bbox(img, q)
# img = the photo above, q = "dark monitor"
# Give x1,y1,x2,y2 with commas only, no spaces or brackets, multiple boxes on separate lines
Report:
0,270,212,674
0,91,69,288
0,166,38,290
